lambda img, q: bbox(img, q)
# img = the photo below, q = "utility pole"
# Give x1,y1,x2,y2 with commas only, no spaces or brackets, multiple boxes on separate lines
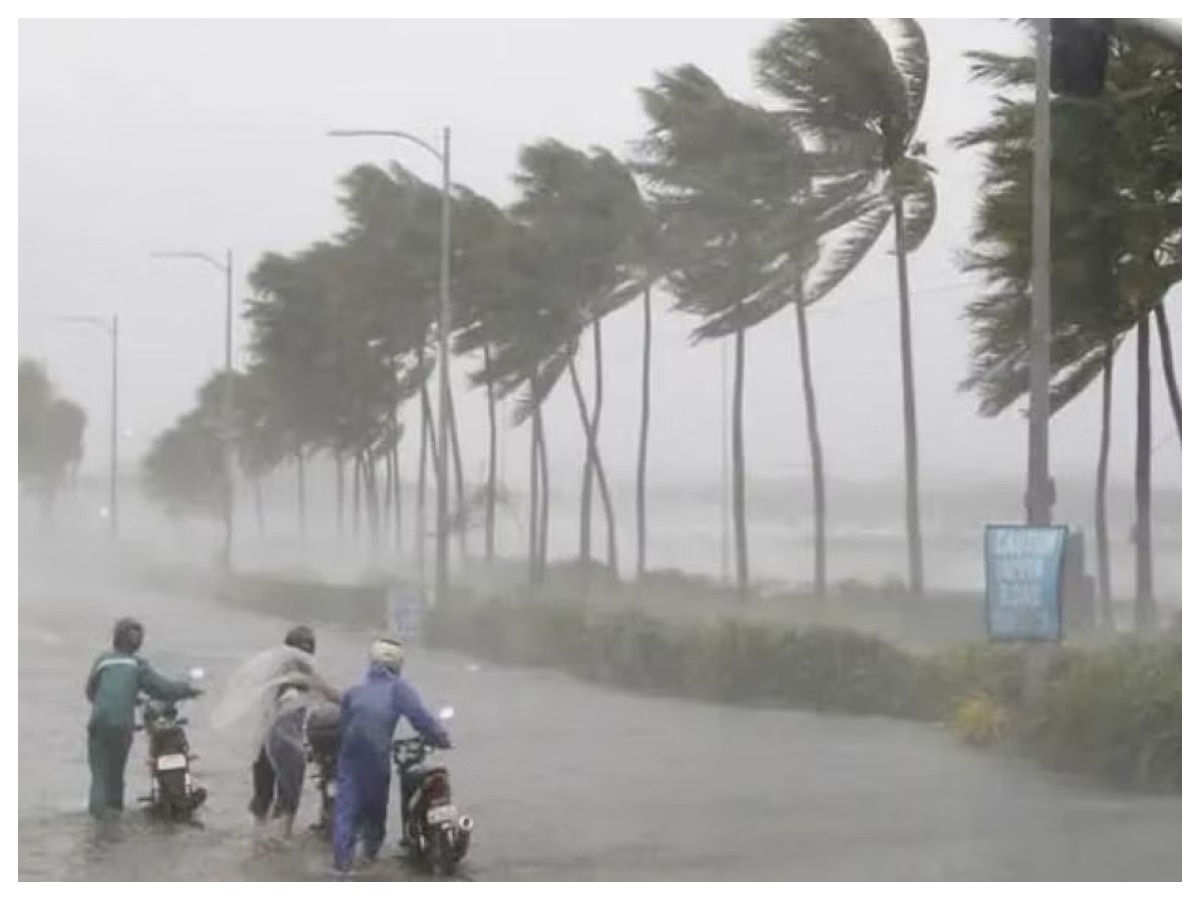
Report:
1027,19,1054,527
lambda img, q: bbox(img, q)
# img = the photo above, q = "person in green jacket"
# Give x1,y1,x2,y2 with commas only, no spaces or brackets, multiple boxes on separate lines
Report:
84,617,201,817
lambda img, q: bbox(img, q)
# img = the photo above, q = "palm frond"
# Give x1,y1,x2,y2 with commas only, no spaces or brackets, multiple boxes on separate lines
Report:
891,19,930,144
893,159,938,254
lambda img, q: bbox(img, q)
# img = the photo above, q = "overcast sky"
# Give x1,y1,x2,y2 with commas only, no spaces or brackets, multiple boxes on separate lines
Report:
18,19,1182,493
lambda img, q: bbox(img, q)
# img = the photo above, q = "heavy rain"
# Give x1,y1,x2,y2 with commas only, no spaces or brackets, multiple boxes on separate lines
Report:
18,17,1182,882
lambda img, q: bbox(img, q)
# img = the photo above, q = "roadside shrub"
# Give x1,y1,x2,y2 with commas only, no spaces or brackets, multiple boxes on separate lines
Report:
1023,637,1181,790
247,580,1182,793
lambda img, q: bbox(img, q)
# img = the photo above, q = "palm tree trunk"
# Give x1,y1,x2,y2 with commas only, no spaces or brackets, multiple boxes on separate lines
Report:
579,327,599,565
365,452,379,551
793,293,827,598
1152,301,1181,442
535,400,550,584
254,477,265,537
335,451,346,538
419,382,440,582
527,378,540,588
1134,315,1156,631
416,420,427,576
353,453,362,542
891,197,924,596
383,446,394,547
369,458,379,549
591,320,618,574
732,323,749,600
484,344,498,567
568,357,619,577
636,287,653,582
392,445,403,559
1094,339,1115,630
296,451,308,535
446,389,468,561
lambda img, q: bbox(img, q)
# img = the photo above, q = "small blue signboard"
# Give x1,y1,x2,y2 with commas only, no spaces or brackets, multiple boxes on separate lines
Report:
984,524,1069,642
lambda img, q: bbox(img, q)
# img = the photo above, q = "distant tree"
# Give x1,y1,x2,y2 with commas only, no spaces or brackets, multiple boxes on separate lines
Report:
19,358,86,517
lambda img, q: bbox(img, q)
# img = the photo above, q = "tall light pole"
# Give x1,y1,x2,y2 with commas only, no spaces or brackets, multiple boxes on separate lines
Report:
1027,19,1054,527
56,314,119,538
151,249,236,569
328,127,453,606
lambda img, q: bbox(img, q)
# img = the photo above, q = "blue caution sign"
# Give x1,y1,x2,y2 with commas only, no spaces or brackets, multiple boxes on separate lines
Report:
984,525,1069,642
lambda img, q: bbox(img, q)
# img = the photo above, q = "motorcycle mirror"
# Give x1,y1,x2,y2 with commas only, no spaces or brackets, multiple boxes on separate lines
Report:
437,706,455,722
188,667,206,683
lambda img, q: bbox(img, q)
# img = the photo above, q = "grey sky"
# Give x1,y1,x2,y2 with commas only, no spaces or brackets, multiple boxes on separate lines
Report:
18,18,1181,493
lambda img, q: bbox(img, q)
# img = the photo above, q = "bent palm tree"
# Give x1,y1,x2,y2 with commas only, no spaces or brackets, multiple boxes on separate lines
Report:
756,18,938,596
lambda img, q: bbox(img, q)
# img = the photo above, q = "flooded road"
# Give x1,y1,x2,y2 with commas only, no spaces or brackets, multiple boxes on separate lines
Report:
19,534,1181,881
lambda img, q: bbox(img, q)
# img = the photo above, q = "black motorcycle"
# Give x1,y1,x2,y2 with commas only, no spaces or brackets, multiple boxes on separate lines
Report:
392,707,472,877
135,668,207,822
303,700,342,836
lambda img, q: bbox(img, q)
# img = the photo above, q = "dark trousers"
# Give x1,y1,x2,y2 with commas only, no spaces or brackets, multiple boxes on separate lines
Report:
251,708,308,820
250,746,276,821
88,723,133,817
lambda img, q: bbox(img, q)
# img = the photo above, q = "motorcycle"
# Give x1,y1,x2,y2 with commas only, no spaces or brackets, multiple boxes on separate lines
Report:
392,707,472,877
303,700,342,836
136,667,208,822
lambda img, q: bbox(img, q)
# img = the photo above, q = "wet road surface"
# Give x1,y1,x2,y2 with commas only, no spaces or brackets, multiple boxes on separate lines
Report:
19,536,1181,880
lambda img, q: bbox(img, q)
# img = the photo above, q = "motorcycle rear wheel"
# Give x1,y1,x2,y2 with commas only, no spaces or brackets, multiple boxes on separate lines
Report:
429,828,458,877
156,770,190,820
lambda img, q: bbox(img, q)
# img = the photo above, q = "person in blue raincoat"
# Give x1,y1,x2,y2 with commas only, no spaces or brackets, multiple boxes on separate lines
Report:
332,635,450,874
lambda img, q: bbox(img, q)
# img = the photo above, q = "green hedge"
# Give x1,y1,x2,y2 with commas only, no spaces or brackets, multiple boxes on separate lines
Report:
426,597,1180,792
1022,637,1181,790
214,573,387,630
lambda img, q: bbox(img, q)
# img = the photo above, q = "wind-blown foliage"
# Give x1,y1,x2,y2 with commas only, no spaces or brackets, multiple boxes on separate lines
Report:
19,358,87,513
755,19,938,596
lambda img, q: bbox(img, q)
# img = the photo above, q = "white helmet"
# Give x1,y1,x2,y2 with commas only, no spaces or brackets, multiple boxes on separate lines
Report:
369,635,405,674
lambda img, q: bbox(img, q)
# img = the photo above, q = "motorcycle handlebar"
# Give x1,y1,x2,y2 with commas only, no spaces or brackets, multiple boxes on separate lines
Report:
392,736,450,754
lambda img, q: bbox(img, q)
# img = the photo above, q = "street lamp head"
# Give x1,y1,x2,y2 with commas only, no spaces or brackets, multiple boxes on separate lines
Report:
150,250,228,273
328,128,401,138
326,127,444,163
55,314,113,335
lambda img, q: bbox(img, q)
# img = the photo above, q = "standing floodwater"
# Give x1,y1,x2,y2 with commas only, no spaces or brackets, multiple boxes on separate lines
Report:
19,535,1182,880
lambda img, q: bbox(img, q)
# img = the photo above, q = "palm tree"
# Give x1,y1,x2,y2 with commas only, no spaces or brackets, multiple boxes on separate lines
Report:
756,19,938,596
452,187,534,569
635,64,819,600
231,367,288,535
508,140,643,579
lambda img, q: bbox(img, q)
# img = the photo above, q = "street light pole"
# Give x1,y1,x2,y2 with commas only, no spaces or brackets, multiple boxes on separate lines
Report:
110,314,119,537
55,314,119,538
1027,19,1054,527
327,126,454,606
435,126,453,608
222,249,235,569
151,249,237,569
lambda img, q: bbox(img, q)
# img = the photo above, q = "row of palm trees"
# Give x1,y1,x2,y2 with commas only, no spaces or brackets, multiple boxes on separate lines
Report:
142,20,1179,616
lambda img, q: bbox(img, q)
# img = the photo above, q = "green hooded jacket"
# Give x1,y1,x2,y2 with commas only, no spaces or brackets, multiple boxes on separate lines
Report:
85,651,196,731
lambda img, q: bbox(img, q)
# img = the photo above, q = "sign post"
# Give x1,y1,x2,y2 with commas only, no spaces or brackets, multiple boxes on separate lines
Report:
984,524,1069,705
